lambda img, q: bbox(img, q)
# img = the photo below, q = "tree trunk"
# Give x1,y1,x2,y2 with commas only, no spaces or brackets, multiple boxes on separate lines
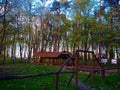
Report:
41,18,45,52
53,25,59,52
19,44,23,62
1,0,9,64
53,10,60,52
84,43,87,65
109,47,114,63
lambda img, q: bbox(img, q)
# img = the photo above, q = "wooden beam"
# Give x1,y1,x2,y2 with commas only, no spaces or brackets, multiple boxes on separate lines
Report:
74,52,79,88
0,71,74,80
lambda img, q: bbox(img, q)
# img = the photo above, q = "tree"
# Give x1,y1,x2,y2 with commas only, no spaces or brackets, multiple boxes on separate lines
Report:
0,0,19,63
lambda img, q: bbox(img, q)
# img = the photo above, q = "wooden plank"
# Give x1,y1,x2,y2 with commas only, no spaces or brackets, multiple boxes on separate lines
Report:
91,53,95,83
67,73,75,86
0,71,74,80
55,73,59,90
74,52,79,88
57,53,75,72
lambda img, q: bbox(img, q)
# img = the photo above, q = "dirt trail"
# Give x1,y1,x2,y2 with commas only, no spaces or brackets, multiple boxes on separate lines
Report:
0,65,11,74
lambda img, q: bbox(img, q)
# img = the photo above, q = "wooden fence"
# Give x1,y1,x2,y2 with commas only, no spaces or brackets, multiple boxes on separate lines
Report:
0,49,120,90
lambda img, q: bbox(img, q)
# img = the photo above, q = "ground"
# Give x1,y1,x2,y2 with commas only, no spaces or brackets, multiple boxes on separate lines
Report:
0,63,120,90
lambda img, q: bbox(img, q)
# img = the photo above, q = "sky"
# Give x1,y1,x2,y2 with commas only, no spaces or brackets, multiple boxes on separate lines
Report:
33,0,54,7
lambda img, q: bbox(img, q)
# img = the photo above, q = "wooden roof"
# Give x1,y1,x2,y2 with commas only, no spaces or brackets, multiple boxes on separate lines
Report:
33,51,71,58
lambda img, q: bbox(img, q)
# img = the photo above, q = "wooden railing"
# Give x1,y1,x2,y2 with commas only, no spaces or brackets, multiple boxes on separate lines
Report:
0,52,77,90
0,49,119,90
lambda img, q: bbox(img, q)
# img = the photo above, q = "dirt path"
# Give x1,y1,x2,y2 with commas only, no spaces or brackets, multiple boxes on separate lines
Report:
0,65,11,74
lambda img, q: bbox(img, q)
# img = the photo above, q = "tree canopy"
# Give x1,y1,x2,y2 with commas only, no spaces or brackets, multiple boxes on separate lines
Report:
0,0,120,62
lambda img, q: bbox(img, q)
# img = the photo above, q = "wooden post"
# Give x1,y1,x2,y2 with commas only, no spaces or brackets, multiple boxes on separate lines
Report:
101,65,105,80
67,73,74,86
55,73,59,90
74,52,79,88
91,53,95,83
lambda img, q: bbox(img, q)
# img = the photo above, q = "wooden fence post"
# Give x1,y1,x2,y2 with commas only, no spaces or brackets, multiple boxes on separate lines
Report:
91,52,95,83
55,73,59,90
75,52,79,88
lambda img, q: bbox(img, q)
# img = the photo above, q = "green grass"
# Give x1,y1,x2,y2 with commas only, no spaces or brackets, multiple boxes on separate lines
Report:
83,74,120,90
0,57,24,65
77,72,120,90
0,63,120,90
0,63,77,90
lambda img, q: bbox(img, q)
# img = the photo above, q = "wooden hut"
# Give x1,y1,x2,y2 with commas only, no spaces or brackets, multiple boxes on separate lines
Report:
33,51,73,65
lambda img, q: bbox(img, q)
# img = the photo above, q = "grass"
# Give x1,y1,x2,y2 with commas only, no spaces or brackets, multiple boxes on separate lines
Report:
79,73,120,90
0,63,77,90
0,61,120,90
0,57,23,65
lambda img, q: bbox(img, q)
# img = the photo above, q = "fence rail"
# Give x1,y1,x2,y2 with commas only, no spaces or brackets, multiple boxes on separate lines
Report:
0,71,75,80
0,49,119,90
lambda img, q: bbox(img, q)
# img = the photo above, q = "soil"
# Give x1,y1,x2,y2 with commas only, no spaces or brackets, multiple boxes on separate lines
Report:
0,65,11,74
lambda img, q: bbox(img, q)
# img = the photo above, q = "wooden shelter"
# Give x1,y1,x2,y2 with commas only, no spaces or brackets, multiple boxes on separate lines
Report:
33,51,73,65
